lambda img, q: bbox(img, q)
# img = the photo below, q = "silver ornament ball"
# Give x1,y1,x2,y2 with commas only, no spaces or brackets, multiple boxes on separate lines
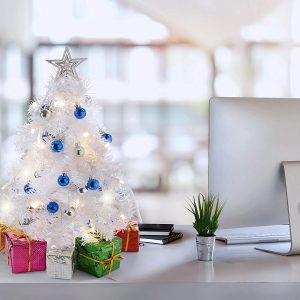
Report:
74,144,85,157
78,187,87,195
64,208,75,217
34,171,42,178
85,95,92,103
40,109,51,119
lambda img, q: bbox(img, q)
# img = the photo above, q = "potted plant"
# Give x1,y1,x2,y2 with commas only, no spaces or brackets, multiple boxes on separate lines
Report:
186,193,224,261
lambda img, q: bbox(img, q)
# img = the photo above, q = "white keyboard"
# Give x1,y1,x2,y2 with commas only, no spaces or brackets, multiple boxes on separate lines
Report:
216,225,290,245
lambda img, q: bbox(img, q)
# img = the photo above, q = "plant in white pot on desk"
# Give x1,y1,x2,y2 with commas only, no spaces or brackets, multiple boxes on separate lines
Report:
186,193,224,261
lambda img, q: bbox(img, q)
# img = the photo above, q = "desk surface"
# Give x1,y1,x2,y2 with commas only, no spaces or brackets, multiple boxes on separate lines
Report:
1,225,300,300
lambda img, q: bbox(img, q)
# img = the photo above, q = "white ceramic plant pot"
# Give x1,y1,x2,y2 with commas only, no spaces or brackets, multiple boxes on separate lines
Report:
196,235,216,261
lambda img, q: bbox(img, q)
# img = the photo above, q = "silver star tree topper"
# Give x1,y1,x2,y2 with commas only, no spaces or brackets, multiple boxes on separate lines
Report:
46,47,86,80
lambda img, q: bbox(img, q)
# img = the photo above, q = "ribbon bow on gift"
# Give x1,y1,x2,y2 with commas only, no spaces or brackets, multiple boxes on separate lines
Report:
0,224,22,252
115,222,138,252
9,231,32,272
78,241,123,280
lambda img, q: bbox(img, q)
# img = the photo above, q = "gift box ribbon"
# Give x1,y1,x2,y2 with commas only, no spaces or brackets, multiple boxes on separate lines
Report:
78,241,123,279
47,249,75,265
115,222,138,252
0,225,22,252
9,231,32,272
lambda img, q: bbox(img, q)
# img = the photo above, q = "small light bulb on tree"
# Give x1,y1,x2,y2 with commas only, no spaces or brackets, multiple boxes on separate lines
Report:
54,100,65,108
22,168,30,177
1,201,13,215
31,102,37,108
27,201,42,212
73,199,80,208
30,201,40,209
102,191,114,204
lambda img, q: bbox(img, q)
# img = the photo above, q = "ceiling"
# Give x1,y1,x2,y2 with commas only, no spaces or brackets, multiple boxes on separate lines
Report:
0,0,287,50
122,0,286,49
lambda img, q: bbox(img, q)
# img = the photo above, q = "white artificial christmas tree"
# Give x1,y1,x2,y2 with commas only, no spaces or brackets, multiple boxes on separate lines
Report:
0,47,139,248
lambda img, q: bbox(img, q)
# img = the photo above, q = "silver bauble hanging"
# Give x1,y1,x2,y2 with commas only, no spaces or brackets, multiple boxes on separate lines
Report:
64,208,75,217
40,108,51,119
74,143,85,157
34,171,42,178
40,104,51,119
85,95,92,103
78,187,88,195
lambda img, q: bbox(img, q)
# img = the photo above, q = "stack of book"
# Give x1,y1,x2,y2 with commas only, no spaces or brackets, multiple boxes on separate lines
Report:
139,224,183,245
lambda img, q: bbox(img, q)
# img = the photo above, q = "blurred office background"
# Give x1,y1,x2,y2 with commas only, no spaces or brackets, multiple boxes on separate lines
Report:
0,0,297,223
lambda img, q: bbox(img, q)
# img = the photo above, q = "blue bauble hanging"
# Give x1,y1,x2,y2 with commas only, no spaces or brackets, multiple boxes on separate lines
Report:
57,173,70,187
42,131,54,144
24,183,35,194
42,132,49,143
86,178,100,190
51,140,63,152
47,201,59,214
101,133,112,143
74,106,86,119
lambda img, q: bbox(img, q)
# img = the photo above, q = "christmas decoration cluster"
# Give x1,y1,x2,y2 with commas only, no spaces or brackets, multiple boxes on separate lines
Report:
0,48,139,251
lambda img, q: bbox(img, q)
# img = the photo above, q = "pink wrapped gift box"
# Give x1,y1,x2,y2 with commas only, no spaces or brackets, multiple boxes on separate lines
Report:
5,231,47,273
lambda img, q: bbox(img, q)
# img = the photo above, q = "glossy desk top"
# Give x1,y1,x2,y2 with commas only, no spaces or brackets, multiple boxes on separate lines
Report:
0,225,299,284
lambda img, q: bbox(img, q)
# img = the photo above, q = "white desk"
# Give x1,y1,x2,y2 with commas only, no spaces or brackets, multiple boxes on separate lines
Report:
1,225,300,300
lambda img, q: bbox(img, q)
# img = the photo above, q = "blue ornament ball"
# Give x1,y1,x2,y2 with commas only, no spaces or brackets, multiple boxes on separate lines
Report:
74,106,86,119
101,133,112,143
42,131,54,143
86,178,100,190
24,183,35,194
47,201,59,214
42,132,49,143
41,104,49,110
57,173,70,187
51,140,63,152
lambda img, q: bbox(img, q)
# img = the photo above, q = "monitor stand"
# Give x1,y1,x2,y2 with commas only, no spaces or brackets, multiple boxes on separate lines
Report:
255,161,300,256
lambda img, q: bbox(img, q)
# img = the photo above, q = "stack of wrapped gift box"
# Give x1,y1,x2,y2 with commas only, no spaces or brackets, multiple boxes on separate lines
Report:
0,222,140,279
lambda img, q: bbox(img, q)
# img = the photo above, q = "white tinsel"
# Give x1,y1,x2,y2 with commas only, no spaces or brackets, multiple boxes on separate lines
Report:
0,75,139,246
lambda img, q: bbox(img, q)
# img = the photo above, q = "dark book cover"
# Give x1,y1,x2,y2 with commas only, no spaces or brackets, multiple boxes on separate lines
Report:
138,224,174,236
140,232,183,245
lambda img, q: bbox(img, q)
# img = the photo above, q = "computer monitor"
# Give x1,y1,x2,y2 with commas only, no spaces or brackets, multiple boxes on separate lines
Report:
208,97,300,229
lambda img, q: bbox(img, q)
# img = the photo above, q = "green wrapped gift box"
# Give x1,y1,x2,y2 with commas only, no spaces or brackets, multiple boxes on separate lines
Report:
75,236,123,278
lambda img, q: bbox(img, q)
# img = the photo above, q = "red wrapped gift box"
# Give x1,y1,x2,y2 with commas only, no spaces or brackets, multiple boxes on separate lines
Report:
0,224,21,253
115,223,139,252
5,231,47,273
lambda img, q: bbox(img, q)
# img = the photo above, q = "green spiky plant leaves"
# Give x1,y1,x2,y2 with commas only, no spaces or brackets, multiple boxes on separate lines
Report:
186,193,225,237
